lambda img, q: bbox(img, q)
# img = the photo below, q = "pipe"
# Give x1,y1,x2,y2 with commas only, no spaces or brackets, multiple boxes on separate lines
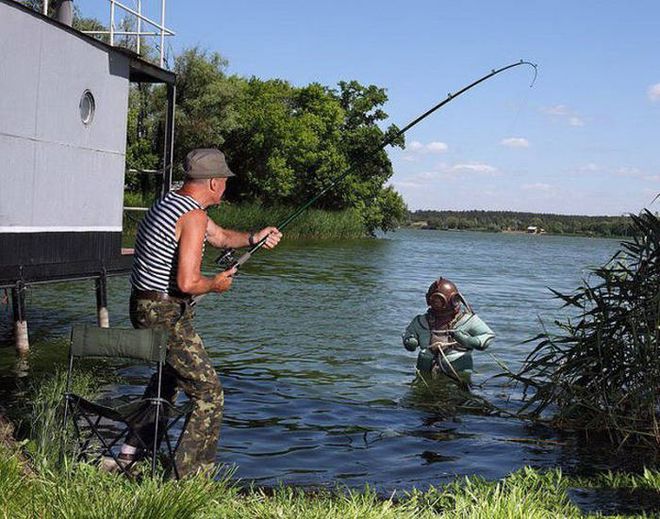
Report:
54,0,73,26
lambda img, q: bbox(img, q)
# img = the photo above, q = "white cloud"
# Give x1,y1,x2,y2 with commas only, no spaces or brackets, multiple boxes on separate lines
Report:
451,163,497,174
522,183,553,192
615,167,643,178
406,140,448,154
393,161,500,190
500,137,530,148
416,171,440,180
579,163,600,172
426,141,449,153
541,105,570,116
541,104,585,127
391,180,424,189
648,83,660,102
614,167,660,183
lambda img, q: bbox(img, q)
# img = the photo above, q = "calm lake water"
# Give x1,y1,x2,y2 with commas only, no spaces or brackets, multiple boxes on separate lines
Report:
0,229,645,491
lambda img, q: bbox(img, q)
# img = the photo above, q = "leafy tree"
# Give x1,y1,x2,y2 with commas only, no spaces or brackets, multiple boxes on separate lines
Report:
222,79,346,205
222,76,407,232
359,185,407,234
124,84,161,195
165,48,245,177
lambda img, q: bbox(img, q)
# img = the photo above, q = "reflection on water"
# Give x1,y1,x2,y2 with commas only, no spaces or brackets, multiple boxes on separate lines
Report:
2,229,654,491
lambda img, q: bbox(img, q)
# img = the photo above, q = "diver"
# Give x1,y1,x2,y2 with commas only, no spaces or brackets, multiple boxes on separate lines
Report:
402,277,495,377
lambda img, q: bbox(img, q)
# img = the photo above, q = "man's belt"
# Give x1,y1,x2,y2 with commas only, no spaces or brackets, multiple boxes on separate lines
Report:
131,289,191,303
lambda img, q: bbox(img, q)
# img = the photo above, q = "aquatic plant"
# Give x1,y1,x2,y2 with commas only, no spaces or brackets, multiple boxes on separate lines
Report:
512,209,659,448
408,372,498,418
208,203,366,240
124,202,367,241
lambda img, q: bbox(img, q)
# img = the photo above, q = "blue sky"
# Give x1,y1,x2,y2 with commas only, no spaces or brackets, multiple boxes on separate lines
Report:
80,1,660,215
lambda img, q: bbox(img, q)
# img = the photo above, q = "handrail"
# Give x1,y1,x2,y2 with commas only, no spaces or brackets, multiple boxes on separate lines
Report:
80,0,175,67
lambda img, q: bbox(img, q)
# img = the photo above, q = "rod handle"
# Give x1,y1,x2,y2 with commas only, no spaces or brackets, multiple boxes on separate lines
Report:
235,251,252,267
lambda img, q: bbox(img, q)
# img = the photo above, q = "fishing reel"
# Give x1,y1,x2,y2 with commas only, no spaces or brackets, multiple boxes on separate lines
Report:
215,248,239,271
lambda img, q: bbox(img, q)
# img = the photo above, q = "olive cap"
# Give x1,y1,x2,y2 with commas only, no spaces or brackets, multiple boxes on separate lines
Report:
184,148,235,179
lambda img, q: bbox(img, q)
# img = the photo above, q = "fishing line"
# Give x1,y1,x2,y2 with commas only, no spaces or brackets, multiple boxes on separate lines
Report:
504,63,538,139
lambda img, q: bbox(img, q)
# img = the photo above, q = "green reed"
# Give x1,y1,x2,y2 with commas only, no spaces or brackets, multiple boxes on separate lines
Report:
208,203,365,240
19,368,99,470
511,209,660,448
122,199,367,240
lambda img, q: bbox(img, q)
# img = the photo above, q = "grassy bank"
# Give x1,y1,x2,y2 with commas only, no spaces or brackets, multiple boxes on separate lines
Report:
2,442,659,518
123,193,367,240
1,371,659,518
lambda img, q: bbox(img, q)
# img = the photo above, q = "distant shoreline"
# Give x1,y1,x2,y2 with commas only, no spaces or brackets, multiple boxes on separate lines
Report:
406,209,632,239
403,225,625,240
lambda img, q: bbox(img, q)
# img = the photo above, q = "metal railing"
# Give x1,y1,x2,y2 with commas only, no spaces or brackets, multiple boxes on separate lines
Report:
77,0,175,68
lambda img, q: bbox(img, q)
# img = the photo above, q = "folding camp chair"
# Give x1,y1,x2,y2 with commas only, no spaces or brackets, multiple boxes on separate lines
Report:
62,324,193,478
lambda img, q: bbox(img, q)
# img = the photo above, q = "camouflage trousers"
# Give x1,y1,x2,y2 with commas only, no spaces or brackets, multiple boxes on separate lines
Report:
127,296,224,477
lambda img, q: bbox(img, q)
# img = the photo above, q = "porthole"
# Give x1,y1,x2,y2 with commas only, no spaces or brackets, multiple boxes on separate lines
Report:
79,90,95,125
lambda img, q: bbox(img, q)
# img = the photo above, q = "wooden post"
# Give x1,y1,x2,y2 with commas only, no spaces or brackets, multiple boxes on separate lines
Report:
95,272,109,328
11,282,29,354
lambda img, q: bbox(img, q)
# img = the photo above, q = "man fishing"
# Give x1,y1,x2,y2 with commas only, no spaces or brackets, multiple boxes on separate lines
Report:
113,148,282,476
402,277,494,378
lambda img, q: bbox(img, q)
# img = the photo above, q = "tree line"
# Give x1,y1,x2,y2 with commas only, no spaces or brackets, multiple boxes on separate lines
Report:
408,210,632,237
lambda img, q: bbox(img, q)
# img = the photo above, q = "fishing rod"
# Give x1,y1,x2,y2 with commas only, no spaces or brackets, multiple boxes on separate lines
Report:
215,60,538,271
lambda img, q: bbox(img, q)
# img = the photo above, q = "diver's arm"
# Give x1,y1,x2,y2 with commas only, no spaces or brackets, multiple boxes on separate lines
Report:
453,315,495,350
402,316,422,351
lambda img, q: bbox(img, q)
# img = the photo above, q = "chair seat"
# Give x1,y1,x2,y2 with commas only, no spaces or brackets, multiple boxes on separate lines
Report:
66,393,193,423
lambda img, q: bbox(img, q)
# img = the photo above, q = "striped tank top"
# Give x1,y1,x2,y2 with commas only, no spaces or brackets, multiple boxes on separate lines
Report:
130,191,204,295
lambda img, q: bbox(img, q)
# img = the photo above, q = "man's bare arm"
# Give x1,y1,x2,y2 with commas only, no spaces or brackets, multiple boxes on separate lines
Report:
206,218,282,249
177,210,236,295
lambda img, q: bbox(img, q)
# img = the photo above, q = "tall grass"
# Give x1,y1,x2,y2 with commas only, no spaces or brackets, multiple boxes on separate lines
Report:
208,203,366,240
511,210,660,448
7,437,659,518
122,199,367,240
19,368,99,470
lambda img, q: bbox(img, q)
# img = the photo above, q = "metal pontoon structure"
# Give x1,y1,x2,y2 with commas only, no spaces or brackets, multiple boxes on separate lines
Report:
0,0,177,352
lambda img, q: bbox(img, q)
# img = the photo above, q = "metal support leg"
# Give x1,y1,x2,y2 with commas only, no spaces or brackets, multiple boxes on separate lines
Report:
160,84,176,198
95,273,109,328
11,283,29,354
